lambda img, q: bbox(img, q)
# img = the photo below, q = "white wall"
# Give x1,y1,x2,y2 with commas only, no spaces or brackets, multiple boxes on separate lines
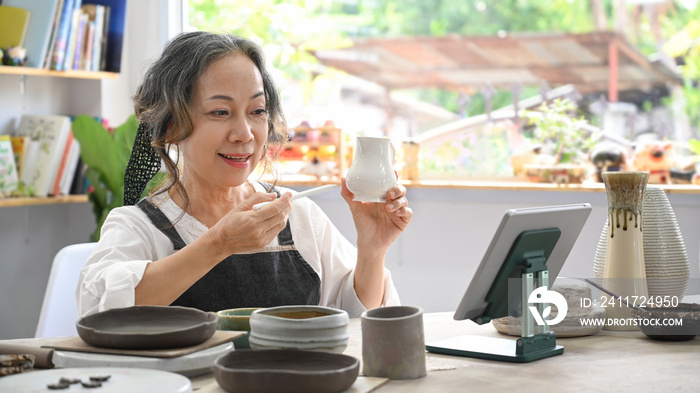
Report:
308,187,700,313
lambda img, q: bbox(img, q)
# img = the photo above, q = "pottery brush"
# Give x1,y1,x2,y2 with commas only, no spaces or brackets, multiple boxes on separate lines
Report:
253,184,339,210
584,278,646,312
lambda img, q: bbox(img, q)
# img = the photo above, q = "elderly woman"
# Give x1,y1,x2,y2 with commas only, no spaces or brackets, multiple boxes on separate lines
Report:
76,32,412,318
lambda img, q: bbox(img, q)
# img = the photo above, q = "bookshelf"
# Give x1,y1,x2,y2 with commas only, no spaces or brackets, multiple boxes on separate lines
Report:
0,194,88,207
0,65,118,80
0,0,128,207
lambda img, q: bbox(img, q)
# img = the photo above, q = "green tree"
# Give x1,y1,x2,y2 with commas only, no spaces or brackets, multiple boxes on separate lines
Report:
188,0,699,132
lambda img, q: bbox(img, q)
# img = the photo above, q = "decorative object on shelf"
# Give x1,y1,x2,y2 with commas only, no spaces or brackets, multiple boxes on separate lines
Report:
298,157,334,179
0,136,20,196
589,141,629,182
522,98,601,184
72,114,166,241
523,163,587,184
290,120,313,143
632,141,674,184
594,185,690,300
598,171,649,331
15,114,72,197
524,98,599,166
319,120,340,145
277,120,345,178
510,143,546,178
346,136,396,202
1,46,27,66
401,141,419,180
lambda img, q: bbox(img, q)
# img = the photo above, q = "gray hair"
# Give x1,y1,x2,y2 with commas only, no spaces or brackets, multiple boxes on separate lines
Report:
133,31,287,202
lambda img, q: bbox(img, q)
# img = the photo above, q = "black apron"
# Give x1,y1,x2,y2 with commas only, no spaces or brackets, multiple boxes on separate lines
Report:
136,193,321,312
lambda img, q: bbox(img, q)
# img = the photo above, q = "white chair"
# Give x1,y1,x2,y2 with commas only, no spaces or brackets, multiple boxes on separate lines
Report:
35,242,97,338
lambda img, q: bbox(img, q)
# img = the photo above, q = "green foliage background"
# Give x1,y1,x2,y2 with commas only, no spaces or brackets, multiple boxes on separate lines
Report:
188,0,700,135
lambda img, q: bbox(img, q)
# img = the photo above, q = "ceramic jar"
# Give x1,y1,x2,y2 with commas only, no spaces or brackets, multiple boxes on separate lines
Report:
248,305,349,353
593,185,690,300
599,171,649,331
361,306,426,380
345,137,396,202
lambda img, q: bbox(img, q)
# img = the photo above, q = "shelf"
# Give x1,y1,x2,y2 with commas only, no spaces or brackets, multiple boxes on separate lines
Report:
286,140,339,147
0,66,118,80
0,195,88,208
2,180,698,208
273,177,700,193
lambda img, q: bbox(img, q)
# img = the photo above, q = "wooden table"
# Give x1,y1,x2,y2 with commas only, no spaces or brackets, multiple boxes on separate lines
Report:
3,312,699,392
189,311,700,392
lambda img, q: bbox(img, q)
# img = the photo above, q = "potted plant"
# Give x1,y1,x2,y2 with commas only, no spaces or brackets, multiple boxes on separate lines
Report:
522,98,600,184
72,114,165,240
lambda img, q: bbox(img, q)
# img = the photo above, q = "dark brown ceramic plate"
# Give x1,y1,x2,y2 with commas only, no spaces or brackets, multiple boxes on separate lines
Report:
214,349,359,393
630,303,700,341
76,306,218,349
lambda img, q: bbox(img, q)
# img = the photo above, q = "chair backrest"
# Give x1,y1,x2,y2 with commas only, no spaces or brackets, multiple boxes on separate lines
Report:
35,242,97,338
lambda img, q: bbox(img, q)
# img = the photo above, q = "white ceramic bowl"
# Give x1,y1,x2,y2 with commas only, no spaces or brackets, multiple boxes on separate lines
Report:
248,305,349,353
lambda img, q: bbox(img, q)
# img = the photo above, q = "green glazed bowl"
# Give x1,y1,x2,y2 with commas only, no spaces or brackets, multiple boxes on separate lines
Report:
217,308,261,349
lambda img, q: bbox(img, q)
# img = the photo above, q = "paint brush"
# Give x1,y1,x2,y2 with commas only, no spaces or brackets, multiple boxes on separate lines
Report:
252,184,339,210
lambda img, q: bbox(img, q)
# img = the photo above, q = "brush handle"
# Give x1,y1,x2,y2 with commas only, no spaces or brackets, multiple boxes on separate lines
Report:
252,184,339,210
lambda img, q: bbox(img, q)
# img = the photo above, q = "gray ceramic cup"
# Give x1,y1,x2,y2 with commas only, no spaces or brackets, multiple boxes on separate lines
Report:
361,306,427,380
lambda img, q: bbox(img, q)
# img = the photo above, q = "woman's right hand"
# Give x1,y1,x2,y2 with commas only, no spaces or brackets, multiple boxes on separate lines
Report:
207,191,293,256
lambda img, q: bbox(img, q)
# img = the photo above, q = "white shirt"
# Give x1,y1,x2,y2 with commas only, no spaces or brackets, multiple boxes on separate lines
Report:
76,182,400,318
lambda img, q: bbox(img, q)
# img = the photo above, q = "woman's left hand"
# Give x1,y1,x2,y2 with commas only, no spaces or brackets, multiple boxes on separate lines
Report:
340,173,412,252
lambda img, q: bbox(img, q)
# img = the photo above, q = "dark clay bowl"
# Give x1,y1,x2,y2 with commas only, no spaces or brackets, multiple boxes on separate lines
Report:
214,349,359,393
76,305,218,349
630,303,700,341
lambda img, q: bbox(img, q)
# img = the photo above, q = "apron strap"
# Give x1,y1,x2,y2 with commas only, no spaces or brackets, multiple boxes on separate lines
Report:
137,199,187,250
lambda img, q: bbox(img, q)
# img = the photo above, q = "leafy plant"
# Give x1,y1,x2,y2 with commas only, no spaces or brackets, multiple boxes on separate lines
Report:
72,114,166,241
524,98,599,164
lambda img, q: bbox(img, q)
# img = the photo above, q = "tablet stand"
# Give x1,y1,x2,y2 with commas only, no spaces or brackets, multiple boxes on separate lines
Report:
426,228,564,363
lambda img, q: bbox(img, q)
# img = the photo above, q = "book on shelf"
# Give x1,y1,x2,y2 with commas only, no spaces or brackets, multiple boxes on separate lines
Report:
50,0,81,71
2,0,60,68
50,129,81,196
57,1,113,72
79,4,105,71
71,11,88,71
60,138,81,195
10,136,27,178
15,114,72,197
62,7,82,71
0,136,20,195
43,0,65,69
92,5,108,72
69,157,88,195
82,0,124,72
0,5,31,49
82,14,96,71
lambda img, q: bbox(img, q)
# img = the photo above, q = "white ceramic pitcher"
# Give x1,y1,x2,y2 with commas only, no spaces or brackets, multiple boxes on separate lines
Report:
346,136,396,202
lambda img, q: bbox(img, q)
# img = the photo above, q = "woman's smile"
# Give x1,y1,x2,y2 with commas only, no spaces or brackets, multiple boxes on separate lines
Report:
219,153,252,168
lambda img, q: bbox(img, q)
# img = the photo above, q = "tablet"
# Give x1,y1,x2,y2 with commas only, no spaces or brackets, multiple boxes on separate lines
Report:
453,203,592,322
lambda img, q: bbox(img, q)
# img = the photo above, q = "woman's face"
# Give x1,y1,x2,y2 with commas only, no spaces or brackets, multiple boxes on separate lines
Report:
179,53,268,190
